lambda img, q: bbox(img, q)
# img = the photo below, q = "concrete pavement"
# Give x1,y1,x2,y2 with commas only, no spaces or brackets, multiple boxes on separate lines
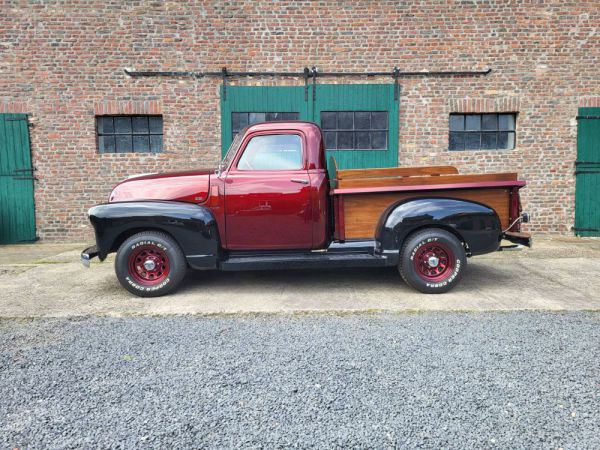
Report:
0,236,599,317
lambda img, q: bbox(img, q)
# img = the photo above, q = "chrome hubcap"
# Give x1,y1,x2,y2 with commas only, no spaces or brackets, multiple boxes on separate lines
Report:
427,256,440,268
143,259,156,271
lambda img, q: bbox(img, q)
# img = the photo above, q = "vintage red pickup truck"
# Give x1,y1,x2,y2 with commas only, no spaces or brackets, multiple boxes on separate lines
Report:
82,121,531,297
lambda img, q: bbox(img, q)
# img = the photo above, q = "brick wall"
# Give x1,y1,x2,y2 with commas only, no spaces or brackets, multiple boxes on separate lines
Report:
1,0,598,240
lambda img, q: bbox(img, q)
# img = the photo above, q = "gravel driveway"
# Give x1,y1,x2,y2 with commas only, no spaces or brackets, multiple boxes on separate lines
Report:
1,312,598,449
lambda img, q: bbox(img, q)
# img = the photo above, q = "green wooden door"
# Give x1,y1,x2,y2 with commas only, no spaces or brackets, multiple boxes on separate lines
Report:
312,84,398,170
574,107,600,237
220,86,310,156
0,114,36,244
220,84,399,170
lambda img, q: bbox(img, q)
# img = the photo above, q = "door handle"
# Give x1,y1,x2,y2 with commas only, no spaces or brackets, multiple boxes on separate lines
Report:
290,178,309,185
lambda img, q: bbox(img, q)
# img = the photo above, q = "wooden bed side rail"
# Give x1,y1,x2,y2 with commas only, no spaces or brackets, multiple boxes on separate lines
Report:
336,165,459,180
336,172,518,189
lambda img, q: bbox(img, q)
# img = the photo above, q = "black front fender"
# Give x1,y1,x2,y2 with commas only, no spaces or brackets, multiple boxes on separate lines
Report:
88,201,219,269
375,197,502,262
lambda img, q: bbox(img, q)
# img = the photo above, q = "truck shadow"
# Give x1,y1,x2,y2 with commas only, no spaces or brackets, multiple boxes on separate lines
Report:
178,262,511,294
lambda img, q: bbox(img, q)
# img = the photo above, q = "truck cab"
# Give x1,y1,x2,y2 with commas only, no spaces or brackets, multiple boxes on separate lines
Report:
215,122,329,250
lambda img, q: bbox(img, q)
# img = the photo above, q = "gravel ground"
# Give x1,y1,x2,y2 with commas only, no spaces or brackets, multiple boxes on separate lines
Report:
0,312,598,449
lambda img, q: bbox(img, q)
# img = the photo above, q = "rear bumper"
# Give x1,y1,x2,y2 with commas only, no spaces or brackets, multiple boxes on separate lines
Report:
499,231,532,251
81,245,99,268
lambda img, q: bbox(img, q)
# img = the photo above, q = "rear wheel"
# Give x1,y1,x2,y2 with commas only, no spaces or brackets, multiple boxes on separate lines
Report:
399,229,466,294
115,231,187,297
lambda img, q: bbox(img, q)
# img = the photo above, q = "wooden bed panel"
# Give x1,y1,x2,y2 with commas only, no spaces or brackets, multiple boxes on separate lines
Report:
337,172,518,189
342,188,511,239
336,165,459,180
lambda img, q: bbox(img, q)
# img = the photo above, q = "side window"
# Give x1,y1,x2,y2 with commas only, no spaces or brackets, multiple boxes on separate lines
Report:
237,134,303,171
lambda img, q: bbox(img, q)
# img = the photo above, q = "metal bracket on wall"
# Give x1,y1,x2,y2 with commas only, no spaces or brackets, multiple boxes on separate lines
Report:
573,227,600,232
311,67,317,101
393,67,400,101
221,67,228,101
574,160,600,174
303,67,310,101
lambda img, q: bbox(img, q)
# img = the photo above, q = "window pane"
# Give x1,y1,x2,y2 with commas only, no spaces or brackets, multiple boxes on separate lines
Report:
337,112,353,130
150,135,163,153
371,131,387,150
132,116,149,133
133,135,150,152
337,131,353,149
449,115,464,131
248,112,266,124
465,115,481,131
354,112,370,129
499,114,515,131
98,117,114,134
265,112,279,121
481,132,497,149
465,133,481,149
497,131,515,149
324,131,336,150
232,113,248,132
282,112,299,120
114,117,132,134
449,132,464,151
356,131,370,149
149,116,163,134
115,135,132,152
99,135,115,153
321,112,336,130
237,134,303,170
481,114,498,131
371,112,388,130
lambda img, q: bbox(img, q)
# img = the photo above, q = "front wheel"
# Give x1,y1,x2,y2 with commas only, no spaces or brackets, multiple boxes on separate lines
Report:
399,229,466,294
115,231,187,297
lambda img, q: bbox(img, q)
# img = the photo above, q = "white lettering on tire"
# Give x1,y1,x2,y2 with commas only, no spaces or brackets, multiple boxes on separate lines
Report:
125,276,171,292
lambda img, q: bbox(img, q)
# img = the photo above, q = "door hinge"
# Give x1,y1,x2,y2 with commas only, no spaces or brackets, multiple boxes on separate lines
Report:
572,227,599,232
576,115,600,120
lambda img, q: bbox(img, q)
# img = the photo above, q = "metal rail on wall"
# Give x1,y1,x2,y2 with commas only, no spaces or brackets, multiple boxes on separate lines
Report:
124,66,492,102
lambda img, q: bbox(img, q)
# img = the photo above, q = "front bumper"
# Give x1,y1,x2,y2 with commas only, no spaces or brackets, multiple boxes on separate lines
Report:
81,245,99,268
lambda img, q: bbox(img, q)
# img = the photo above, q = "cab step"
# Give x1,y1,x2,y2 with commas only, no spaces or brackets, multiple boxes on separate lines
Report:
220,251,388,271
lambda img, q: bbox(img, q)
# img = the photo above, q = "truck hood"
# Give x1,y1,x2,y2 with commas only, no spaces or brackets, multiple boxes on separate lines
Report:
109,170,213,204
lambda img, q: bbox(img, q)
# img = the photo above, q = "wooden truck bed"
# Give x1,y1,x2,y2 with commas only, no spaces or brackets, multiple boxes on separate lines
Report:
329,159,525,240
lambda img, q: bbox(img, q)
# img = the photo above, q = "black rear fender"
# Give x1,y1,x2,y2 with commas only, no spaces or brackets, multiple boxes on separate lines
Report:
87,201,220,269
375,197,502,263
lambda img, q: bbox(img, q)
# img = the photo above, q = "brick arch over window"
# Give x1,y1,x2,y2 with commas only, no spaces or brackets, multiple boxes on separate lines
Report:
448,97,520,114
93,100,162,116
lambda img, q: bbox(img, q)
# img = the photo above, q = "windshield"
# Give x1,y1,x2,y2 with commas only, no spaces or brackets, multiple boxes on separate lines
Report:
221,130,245,171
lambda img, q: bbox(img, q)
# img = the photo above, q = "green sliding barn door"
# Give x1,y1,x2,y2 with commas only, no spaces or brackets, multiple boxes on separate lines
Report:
312,84,398,169
0,113,36,244
220,84,399,170
575,107,600,236
220,86,310,156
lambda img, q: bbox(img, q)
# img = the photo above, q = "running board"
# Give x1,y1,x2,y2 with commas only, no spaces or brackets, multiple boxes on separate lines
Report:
220,252,388,271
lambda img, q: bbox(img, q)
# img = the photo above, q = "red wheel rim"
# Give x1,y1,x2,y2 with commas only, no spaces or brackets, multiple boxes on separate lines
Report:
128,244,170,285
413,241,455,282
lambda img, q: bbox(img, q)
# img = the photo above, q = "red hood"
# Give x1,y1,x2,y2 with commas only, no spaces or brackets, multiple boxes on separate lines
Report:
109,170,213,204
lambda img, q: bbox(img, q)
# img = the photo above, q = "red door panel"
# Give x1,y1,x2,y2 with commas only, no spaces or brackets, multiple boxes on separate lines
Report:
224,170,312,250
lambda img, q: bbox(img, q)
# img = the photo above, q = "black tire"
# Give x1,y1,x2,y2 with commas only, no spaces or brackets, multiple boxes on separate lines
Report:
399,228,466,294
115,231,187,298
